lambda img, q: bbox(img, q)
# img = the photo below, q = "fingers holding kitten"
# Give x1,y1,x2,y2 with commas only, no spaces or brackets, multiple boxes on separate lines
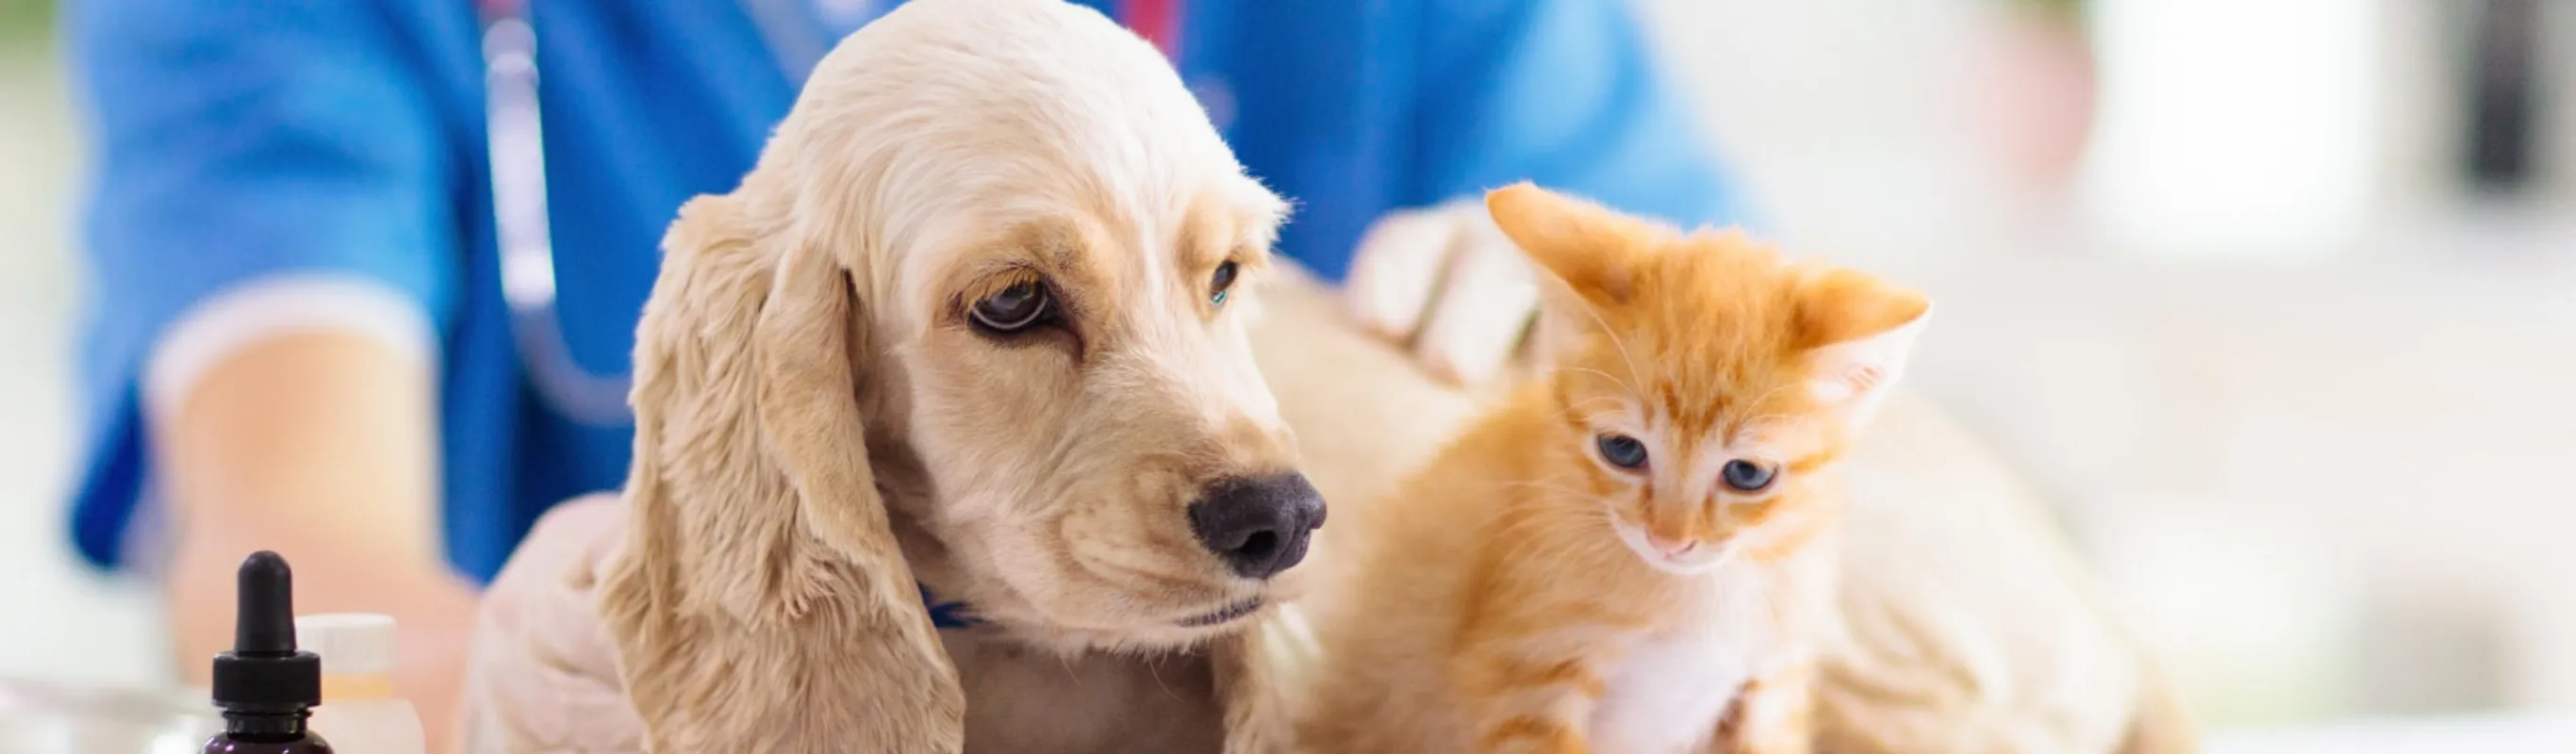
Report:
1344,201,1541,386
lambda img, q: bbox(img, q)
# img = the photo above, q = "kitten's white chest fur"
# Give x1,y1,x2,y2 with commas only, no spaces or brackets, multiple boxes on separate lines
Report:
1590,565,1782,754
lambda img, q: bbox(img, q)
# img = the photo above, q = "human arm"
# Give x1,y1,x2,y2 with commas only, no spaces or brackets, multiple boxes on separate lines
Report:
62,0,471,745
157,331,476,752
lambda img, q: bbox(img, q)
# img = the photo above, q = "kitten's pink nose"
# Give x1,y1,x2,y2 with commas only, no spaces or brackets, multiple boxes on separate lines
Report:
1649,535,1698,557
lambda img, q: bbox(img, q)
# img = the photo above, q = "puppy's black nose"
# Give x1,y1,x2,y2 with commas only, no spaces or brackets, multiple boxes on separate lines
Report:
1187,472,1327,579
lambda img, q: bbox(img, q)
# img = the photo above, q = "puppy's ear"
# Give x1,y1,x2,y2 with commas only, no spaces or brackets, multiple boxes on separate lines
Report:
600,188,966,751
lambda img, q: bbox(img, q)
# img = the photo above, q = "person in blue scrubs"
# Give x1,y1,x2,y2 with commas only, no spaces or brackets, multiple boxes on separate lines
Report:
66,0,1743,737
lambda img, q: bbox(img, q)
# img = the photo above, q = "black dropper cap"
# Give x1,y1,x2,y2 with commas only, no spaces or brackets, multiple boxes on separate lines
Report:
210,550,322,735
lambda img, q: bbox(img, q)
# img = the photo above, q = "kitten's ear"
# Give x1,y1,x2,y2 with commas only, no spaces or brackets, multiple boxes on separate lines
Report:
1484,183,1666,305
1795,268,1932,428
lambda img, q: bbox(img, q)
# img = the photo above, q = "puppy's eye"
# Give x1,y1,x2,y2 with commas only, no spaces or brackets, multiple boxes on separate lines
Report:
1595,434,1648,470
970,281,1052,333
1210,260,1240,306
1721,460,1776,493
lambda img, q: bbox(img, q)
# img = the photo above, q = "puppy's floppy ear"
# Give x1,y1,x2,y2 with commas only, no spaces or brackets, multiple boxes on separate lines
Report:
599,188,966,751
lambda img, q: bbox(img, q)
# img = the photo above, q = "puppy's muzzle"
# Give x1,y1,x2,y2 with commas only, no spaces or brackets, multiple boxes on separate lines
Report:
1186,472,1327,579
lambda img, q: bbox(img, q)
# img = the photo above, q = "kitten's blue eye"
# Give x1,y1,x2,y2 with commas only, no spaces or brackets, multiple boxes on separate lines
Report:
1596,434,1649,469
1721,459,1776,493
1210,260,1240,306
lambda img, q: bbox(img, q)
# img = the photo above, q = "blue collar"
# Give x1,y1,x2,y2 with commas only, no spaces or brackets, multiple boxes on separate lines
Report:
918,584,981,629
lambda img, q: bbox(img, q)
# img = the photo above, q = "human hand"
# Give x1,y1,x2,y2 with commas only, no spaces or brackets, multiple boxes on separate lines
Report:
455,493,643,753
154,330,482,752
1342,200,1543,386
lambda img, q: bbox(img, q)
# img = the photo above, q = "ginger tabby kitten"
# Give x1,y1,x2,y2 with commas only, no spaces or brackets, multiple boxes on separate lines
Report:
1299,184,1931,754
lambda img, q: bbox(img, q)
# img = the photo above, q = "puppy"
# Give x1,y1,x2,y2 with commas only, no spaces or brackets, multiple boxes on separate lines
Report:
597,0,1313,750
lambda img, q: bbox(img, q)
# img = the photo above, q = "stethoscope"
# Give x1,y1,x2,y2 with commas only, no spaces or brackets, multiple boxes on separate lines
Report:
475,0,1178,426
474,0,836,425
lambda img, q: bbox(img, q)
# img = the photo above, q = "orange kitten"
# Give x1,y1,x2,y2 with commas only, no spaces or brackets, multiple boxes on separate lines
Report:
1299,184,1930,754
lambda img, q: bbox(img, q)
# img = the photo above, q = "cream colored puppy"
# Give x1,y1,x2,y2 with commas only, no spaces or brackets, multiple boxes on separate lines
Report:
478,0,1316,750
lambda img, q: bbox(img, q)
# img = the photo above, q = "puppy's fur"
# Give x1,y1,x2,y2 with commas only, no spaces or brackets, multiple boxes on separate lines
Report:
598,1,1303,750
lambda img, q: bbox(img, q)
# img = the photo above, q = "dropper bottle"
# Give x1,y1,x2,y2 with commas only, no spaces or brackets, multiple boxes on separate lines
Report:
204,550,337,753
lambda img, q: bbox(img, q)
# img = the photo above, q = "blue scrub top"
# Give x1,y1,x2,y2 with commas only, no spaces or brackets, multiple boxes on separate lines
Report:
65,0,1748,582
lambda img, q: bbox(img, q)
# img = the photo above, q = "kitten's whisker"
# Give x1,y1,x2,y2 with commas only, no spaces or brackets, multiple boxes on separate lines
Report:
1573,303,1649,390
1564,366,1641,401
1733,414,1794,439
1724,384,1804,435
1560,395,1631,414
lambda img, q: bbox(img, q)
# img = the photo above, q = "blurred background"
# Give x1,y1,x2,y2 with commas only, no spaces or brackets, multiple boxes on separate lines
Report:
2,0,2571,750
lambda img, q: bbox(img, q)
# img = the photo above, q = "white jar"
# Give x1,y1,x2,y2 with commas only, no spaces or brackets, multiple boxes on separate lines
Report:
296,613,427,754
